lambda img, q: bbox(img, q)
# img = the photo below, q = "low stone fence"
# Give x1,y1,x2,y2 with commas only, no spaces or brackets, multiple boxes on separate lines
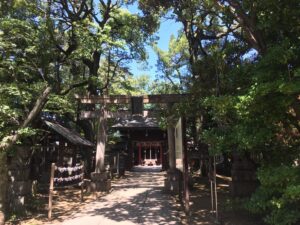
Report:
7,147,32,215
0,152,7,224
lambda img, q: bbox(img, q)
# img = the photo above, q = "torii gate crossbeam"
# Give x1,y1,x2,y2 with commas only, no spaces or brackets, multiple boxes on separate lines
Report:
75,94,188,104
77,94,188,192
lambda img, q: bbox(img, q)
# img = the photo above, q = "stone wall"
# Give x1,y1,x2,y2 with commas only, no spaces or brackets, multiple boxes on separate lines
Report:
0,151,7,224
7,147,32,215
231,154,258,197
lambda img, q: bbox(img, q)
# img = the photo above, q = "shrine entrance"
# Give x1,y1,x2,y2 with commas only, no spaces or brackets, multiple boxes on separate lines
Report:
135,141,163,166
76,94,187,192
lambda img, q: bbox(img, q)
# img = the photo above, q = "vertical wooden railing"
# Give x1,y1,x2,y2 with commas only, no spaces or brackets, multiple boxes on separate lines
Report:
48,163,55,220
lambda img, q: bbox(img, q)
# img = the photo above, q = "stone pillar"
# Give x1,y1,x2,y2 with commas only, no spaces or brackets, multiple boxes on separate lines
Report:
0,152,7,224
164,105,180,193
90,106,111,192
231,153,258,197
95,107,106,172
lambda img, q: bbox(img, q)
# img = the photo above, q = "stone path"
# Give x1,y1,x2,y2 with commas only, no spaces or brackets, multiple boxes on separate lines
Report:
47,169,186,225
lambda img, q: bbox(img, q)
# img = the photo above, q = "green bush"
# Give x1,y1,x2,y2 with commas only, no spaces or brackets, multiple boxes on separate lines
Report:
246,165,300,225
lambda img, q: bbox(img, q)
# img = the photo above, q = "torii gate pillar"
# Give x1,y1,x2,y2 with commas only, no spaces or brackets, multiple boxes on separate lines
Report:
164,104,180,193
76,94,188,192
90,106,111,192
167,122,176,170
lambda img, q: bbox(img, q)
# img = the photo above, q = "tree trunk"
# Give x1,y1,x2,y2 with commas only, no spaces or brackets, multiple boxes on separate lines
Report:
215,0,267,54
85,51,101,96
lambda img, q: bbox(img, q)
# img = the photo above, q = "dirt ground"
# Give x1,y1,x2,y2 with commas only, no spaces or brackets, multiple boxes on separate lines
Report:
6,172,264,225
188,174,264,225
7,188,106,225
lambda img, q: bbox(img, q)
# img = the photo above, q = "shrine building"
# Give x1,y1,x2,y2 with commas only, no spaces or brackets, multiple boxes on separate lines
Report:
112,115,168,170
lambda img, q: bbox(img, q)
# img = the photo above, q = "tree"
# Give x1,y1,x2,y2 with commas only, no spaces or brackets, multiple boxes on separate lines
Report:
154,33,189,92
0,0,158,217
138,0,300,224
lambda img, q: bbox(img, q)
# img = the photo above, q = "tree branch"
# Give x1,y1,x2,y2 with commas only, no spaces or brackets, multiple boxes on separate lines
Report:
59,80,89,96
0,86,52,151
215,0,266,54
99,57,124,92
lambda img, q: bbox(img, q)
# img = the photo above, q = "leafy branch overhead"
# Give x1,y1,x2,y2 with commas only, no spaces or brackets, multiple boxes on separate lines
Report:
0,0,157,149
138,0,300,224
0,0,299,224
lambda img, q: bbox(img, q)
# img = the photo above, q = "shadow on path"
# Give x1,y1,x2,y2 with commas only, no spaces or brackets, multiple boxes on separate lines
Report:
48,171,185,225
189,176,265,225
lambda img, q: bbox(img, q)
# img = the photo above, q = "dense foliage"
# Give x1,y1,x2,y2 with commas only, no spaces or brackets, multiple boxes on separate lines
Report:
0,0,157,149
138,0,300,224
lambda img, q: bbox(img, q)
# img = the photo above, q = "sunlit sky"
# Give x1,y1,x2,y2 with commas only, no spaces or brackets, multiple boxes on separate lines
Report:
126,4,182,80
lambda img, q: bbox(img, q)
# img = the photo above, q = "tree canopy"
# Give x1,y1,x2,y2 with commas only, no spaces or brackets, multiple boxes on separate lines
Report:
0,0,299,224
138,0,300,224
0,0,158,149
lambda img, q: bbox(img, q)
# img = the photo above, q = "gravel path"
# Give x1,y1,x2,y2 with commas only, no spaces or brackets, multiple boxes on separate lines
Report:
47,170,185,225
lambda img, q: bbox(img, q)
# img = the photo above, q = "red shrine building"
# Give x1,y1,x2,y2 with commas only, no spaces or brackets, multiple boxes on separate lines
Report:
112,116,168,170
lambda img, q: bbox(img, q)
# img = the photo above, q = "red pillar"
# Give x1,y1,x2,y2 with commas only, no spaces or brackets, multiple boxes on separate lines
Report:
138,144,142,165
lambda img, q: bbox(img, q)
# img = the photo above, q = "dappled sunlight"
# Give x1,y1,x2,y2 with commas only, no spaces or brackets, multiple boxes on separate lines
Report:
188,176,230,225
188,175,265,225
19,172,262,225
43,171,185,225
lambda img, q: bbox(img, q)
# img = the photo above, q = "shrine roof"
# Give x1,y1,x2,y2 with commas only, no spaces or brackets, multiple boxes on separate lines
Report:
44,120,94,147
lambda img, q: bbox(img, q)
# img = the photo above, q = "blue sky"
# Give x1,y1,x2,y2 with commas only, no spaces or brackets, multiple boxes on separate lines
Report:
126,5,181,80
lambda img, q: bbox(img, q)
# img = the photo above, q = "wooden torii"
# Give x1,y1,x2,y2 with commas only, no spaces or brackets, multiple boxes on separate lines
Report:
76,94,187,191
78,94,186,104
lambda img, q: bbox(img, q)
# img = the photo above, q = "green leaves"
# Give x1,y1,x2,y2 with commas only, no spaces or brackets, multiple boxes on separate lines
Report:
154,33,189,88
247,165,300,225
44,94,76,115
0,3,54,147
278,82,300,95
137,1,300,224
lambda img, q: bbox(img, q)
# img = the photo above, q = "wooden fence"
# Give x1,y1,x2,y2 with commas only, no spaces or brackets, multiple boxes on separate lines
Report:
48,163,85,219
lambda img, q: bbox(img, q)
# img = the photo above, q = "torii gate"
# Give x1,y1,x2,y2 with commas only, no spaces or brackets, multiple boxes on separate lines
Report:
76,94,187,192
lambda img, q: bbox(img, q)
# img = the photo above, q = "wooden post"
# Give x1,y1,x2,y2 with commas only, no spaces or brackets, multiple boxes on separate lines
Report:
167,125,176,169
48,163,55,220
81,162,84,202
213,156,218,219
117,152,120,176
160,144,163,165
209,156,218,220
138,144,142,165
210,178,214,212
167,103,176,170
209,157,214,213
81,184,84,203
130,141,134,170
150,143,152,160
